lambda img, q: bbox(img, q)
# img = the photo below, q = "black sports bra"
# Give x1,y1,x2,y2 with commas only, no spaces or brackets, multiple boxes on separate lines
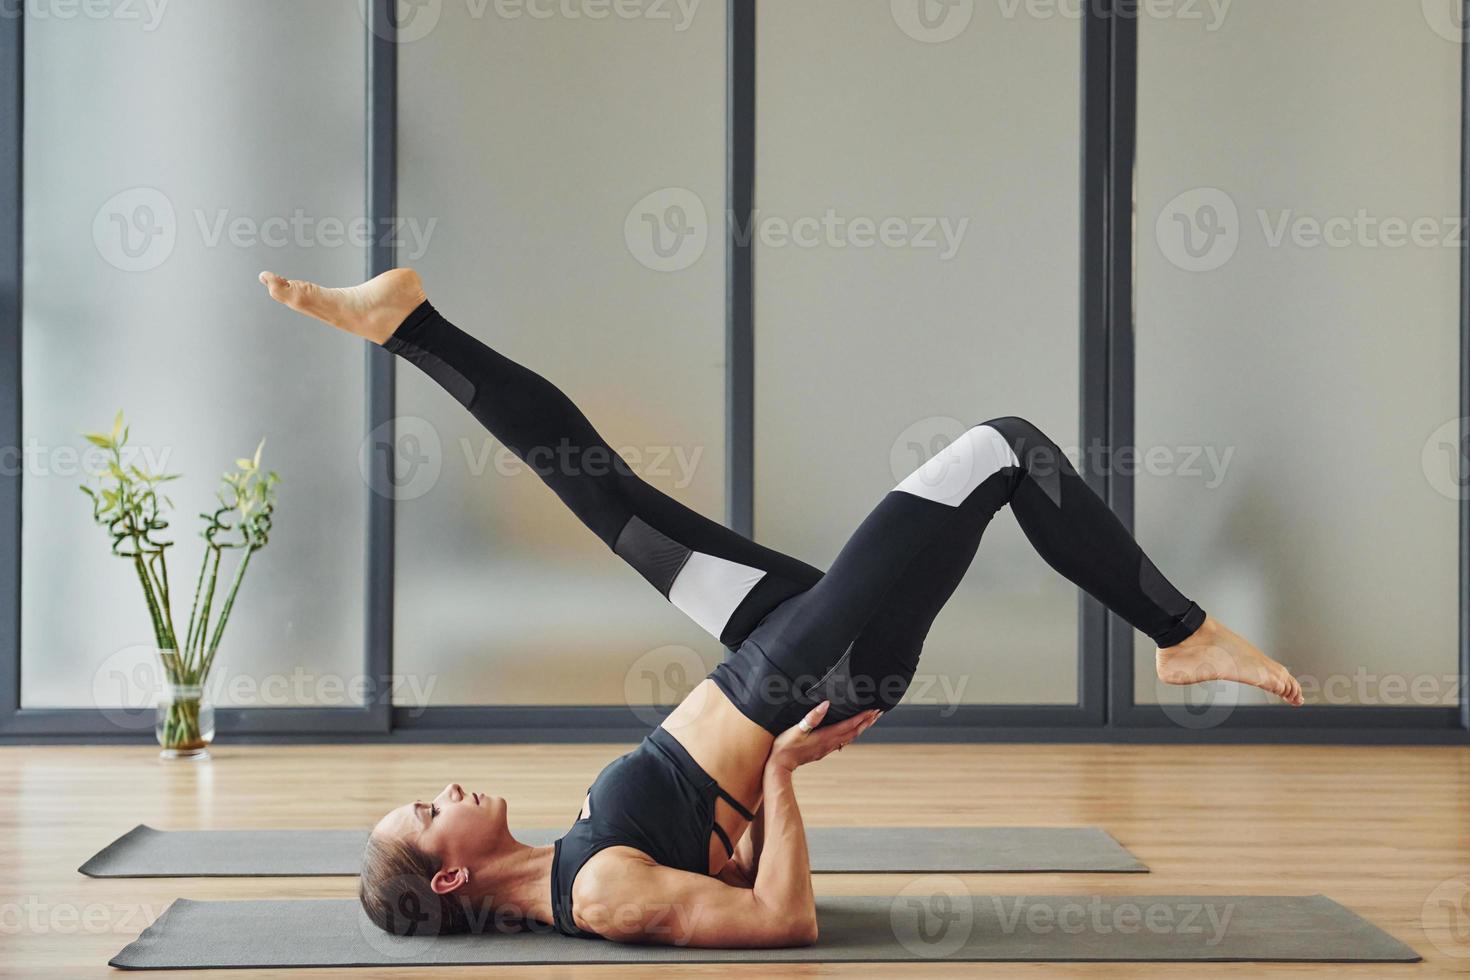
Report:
549,725,755,939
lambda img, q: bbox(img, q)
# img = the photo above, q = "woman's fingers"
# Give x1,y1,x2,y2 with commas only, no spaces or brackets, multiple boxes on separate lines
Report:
818,709,884,753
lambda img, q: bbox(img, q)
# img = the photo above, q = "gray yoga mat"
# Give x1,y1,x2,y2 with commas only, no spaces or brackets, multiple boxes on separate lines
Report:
109,894,1419,968
80,824,1147,877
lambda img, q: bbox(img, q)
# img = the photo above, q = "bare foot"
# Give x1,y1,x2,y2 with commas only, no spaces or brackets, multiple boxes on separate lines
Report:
257,268,426,345
1156,615,1304,706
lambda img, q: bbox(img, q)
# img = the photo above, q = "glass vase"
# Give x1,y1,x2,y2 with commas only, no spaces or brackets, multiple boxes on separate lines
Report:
156,683,214,761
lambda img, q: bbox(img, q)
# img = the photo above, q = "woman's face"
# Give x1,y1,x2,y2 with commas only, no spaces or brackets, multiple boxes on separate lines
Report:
373,782,509,867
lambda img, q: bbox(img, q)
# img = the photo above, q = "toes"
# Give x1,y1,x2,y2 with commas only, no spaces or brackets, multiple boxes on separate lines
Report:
259,271,296,304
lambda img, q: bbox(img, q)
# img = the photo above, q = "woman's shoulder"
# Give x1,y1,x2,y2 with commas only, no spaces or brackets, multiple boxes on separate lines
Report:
569,845,659,928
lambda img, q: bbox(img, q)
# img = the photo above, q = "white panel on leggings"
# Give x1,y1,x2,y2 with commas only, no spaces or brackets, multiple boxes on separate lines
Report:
668,551,768,639
895,424,1019,507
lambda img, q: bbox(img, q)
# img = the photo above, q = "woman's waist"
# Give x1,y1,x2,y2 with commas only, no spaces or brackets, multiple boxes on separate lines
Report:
655,682,769,810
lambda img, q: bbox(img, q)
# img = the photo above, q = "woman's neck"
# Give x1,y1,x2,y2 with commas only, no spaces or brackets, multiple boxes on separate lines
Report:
470,841,555,928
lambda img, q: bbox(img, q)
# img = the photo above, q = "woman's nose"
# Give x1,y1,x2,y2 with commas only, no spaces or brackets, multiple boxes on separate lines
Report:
447,783,464,801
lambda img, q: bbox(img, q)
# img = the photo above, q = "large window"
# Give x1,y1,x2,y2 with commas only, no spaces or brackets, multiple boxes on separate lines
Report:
2,1,1464,741
20,0,368,710
753,0,1082,705
1133,0,1462,711
392,2,728,707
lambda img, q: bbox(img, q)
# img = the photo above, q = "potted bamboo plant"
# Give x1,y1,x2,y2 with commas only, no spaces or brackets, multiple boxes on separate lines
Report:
80,413,280,760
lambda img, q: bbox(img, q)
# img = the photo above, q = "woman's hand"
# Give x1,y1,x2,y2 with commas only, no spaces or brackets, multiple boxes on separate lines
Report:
768,701,882,773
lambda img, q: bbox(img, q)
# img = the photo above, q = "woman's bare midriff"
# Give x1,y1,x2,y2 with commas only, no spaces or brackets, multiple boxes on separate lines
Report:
660,679,777,875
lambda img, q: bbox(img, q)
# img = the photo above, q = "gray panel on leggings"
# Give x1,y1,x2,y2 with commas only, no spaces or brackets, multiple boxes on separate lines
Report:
612,515,691,596
80,825,1148,877
109,894,1419,968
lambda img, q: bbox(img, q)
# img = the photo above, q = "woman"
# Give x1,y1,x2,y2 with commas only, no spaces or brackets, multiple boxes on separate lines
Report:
259,268,1303,948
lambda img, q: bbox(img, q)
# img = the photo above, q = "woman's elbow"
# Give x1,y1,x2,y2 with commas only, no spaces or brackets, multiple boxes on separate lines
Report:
783,912,819,947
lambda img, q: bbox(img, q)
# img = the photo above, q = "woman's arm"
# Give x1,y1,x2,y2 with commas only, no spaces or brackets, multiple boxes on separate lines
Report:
715,801,763,888
582,703,881,947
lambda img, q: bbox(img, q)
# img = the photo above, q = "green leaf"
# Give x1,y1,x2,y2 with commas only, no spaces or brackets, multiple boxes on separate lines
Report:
83,433,111,448
111,411,123,440
253,438,264,470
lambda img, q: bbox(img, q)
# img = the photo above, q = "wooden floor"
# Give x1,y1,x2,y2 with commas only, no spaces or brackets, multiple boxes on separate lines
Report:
2,742,1468,978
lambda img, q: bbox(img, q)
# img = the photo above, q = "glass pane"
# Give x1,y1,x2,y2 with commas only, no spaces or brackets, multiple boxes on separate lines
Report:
394,4,727,707
21,1,369,710
753,1,1082,705
1134,0,1461,708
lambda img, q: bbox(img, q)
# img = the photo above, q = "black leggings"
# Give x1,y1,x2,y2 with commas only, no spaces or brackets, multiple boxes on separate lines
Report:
387,302,1206,734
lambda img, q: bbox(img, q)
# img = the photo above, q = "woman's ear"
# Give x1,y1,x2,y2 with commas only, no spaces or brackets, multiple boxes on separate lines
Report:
430,866,469,895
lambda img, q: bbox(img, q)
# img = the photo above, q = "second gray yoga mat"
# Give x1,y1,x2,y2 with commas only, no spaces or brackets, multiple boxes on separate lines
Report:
109,894,1419,968
80,824,1147,877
